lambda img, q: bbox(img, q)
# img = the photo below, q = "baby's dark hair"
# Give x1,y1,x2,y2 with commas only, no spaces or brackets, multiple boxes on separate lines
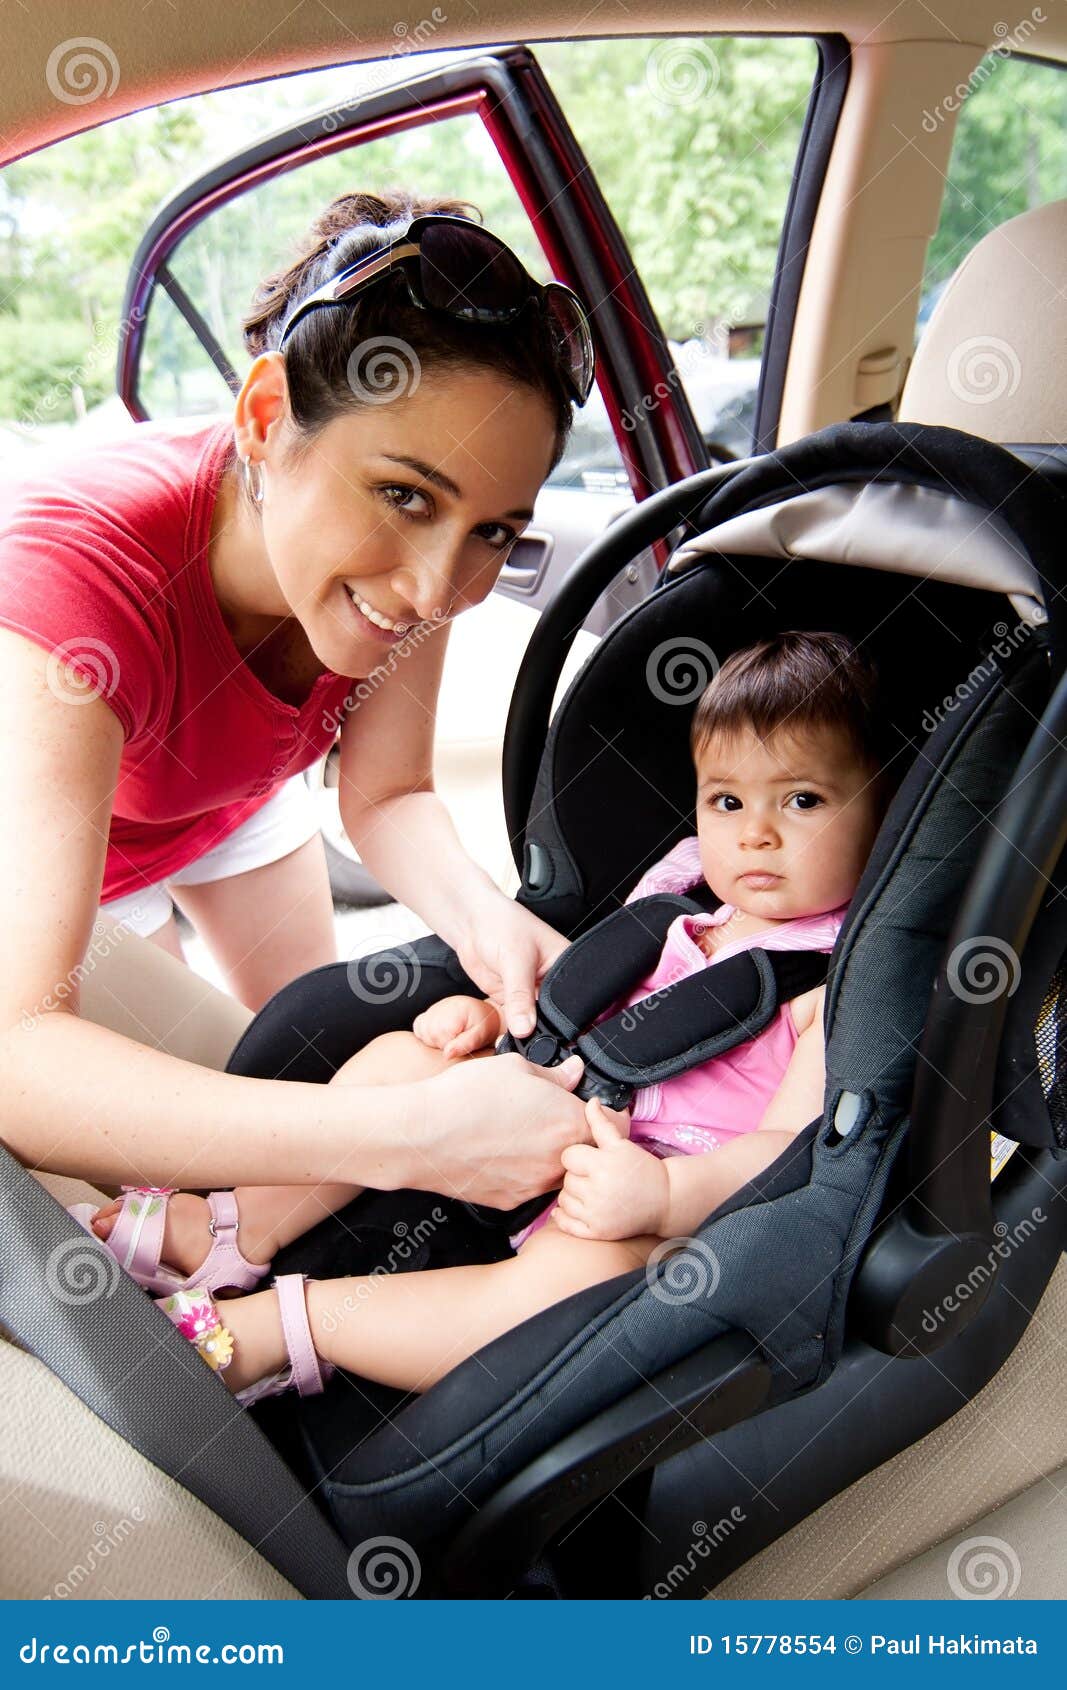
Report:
241,188,575,482
689,630,887,769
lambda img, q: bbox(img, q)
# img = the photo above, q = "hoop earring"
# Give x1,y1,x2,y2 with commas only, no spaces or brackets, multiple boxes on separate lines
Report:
242,455,265,505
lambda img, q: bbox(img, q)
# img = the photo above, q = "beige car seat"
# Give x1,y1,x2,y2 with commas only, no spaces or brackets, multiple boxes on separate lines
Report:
899,198,1067,441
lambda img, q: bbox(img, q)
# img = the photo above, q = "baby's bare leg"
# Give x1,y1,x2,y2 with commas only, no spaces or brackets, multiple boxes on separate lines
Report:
95,1030,489,1276
219,1215,660,1395
233,1030,490,1257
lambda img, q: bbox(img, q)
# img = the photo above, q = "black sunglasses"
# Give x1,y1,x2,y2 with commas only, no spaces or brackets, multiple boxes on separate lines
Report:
277,213,595,406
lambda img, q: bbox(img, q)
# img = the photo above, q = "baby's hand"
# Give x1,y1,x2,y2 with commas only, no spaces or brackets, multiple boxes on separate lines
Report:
553,1100,669,1241
411,994,503,1060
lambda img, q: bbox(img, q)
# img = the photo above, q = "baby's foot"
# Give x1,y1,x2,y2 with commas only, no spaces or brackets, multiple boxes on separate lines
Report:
90,1192,275,1286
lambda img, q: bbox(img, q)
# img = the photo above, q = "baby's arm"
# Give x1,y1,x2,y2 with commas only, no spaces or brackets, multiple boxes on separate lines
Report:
660,998,827,1237
554,988,828,1243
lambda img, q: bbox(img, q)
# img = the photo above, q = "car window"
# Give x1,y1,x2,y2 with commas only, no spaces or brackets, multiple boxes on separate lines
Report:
540,35,819,481
0,35,817,478
916,48,1067,343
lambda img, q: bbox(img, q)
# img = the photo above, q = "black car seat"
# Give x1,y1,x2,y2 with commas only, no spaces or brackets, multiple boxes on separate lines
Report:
220,420,1067,1598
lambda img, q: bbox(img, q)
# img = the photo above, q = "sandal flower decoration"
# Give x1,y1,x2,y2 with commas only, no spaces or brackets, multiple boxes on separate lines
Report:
159,1287,234,1373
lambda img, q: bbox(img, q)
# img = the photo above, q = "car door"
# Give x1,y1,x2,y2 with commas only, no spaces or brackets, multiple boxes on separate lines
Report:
117,44,714,900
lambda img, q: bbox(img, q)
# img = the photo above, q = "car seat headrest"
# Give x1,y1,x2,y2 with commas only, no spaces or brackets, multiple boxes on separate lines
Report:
899,198,1067,442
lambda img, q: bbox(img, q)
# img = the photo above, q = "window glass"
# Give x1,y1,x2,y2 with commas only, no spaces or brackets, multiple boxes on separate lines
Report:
917,51,1067,342
539,35,819,472
0,36,818,473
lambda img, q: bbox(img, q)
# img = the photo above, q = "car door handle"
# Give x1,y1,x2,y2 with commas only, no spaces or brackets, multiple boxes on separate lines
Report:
497,530,554,593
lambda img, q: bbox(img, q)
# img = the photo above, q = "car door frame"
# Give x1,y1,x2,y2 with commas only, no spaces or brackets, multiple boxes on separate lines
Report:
117,43,710,507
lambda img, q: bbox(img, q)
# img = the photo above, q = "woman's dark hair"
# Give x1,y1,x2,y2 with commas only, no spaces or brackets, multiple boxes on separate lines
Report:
242,188,575,480
689,630,891,772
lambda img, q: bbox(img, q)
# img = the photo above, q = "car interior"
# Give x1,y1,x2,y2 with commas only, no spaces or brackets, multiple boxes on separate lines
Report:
2,0,1066,1602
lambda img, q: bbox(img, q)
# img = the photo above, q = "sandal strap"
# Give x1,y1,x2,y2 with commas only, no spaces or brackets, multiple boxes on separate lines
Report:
274,1274,332,1397
197,1191,271,1293
112,1186,174,1287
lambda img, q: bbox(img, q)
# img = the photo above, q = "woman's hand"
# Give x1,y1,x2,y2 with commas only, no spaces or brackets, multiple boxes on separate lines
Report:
553,1101,670,1241
412,994,504,1059
454,892,570,1040
415,1051,592,1210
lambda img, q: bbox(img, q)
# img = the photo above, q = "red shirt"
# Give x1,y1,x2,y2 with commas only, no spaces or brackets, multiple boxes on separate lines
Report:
0,416,355,900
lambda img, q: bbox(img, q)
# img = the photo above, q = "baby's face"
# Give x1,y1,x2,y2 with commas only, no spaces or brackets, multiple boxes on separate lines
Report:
693,721,885,922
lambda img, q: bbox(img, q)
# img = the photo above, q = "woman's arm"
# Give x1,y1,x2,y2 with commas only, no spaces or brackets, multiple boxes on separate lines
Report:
0,631,588,1201
336,618,499,929
335,621,569,1030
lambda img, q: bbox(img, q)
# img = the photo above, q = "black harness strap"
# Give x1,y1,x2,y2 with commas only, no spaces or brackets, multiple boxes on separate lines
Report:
500,892,831,1110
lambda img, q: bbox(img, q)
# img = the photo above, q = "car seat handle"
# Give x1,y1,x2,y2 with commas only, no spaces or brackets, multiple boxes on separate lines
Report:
503,460,749,864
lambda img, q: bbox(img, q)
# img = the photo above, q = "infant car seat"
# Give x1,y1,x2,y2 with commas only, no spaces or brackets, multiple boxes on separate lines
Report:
5,421,1066,1600
218,420,1067,1597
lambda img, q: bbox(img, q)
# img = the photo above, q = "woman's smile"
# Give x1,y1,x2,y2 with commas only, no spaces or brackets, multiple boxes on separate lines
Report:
337,579,414,646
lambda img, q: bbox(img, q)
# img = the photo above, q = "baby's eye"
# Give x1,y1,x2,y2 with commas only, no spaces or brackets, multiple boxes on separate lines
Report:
787,790,824,811
706,792,742,811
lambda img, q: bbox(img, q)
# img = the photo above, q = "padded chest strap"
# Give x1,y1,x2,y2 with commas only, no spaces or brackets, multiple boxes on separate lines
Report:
500,893,830,1108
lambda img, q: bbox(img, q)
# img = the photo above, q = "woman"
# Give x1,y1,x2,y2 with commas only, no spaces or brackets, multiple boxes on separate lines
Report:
0,189,594,1208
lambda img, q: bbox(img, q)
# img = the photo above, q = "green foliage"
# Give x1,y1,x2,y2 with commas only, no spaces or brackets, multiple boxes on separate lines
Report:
0,37,1064,427
925,54,1067,287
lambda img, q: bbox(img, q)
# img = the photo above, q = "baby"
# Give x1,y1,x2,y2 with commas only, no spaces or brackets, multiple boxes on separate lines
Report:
89,629,892,1401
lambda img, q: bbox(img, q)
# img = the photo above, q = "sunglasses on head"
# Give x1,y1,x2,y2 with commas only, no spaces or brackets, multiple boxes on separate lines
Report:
277,213,596,407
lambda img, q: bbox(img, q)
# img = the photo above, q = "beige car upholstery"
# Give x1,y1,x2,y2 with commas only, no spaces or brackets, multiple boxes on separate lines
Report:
0,1338,298,1600
856,1461,1067,1600
0,941,282,1600
77,927,255,1070
714,1256,1067,1599
899,199,1067,441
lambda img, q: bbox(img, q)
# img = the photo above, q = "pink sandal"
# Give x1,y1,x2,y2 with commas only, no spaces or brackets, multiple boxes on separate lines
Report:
67,1186,271,1297
156,1275,334,1407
